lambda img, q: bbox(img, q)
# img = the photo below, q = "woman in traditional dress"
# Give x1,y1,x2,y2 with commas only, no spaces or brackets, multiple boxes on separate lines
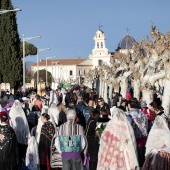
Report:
38,113,59,170
48,103,60,126
9,100,30,164
142,116,170,170
0,113,20,170
97,108,139,170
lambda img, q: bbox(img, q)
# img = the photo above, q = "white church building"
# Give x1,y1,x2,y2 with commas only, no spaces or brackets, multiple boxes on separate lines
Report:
31,28,135,87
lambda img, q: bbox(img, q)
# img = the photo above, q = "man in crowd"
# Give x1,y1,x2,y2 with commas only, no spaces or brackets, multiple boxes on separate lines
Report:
55,109,86,170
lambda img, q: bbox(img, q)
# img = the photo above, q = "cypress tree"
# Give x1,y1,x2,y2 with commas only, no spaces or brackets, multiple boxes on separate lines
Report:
0,0,22,89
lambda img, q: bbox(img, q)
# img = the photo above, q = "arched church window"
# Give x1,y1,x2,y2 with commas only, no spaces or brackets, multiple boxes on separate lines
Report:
99,34,100,38
101,42,103,48
70,70,73,76
97,42,99,48
79,70,81,75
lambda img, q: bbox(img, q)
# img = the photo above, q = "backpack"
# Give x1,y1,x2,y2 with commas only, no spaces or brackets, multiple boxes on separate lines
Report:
58,124,85,153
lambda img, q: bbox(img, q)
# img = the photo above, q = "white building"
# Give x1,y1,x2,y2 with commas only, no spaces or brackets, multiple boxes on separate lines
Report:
31,58,93,85
30,28,136,87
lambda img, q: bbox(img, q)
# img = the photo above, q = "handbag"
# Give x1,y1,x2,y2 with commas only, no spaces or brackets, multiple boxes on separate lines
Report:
50,134,62,168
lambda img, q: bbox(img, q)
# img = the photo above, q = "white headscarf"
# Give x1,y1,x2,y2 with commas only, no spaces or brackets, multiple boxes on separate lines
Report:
9,100,30,145
145,116,170,156
35,117,43,144
49,90,58,106
26,136,39,170
48,103,60,125
97,108,139,170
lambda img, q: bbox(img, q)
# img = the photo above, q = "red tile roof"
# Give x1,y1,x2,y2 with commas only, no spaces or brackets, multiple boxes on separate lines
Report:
31,58,87,67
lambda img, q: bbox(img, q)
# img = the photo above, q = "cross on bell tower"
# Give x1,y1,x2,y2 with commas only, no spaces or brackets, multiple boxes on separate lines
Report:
98,23,103,30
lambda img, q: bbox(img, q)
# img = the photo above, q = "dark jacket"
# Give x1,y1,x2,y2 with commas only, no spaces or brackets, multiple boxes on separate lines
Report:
85,117,99,155
76,101,86,113
96,103,110,112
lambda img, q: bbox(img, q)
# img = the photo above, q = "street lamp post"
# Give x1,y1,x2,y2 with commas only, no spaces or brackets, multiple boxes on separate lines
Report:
52,61,58,82
0,8,21,14
37,48,51,86
46,56,56,86
23,35,41,92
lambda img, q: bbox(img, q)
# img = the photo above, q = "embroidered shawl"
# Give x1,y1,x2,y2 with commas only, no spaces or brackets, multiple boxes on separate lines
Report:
97,108,139,170
0,125,14,149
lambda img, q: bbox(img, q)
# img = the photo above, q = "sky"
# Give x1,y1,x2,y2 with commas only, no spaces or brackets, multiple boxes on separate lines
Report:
12,0,170,62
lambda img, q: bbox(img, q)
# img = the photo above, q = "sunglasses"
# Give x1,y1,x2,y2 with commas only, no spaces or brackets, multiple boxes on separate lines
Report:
98,100,103,103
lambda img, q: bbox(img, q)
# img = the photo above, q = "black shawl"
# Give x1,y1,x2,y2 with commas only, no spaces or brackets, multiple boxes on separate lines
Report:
0,125,20,170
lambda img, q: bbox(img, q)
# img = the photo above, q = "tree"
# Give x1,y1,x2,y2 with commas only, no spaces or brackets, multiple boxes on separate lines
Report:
0,0,22,89
20,41,37,57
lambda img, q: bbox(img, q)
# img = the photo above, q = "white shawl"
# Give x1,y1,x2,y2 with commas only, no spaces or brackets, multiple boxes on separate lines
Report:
145,116,170,156
9,100,30,145
97,108,139,170
26,136,39,170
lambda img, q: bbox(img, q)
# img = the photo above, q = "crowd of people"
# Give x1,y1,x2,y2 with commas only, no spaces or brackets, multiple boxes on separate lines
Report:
0,85,170,170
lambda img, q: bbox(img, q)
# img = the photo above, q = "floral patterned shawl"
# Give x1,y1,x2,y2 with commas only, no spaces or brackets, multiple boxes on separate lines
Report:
97,108,139,170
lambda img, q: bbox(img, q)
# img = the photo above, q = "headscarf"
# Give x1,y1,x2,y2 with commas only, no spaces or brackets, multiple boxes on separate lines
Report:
49,90,58,106
9,100,30,145
145,116,170,156
25,136,39,170
97,108,139,170
48,103,59,133
48,103,60,125
35,117,44,144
